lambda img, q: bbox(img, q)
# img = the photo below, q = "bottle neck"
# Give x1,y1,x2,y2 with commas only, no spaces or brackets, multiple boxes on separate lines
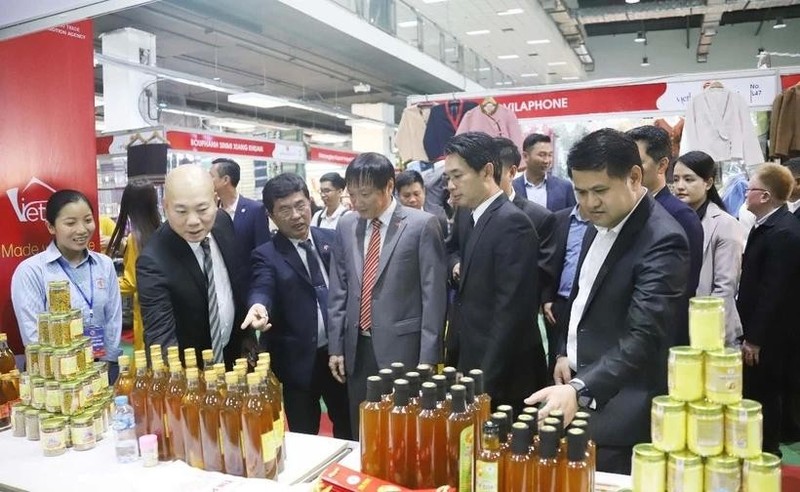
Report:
483,435,500,452
187,378,199,391
248,383,260,395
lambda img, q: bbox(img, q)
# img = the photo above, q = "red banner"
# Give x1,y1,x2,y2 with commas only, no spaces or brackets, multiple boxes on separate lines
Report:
166,130,277,158
781,73,800,90
0,21,98,353
309,146,358,165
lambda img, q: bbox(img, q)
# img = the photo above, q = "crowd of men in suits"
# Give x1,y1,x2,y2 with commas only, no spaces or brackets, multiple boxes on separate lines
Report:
134,128,800,475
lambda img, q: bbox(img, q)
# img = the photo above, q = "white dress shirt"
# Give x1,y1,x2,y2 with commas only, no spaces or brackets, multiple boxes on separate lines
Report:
188,234,235,348
223,193,240,220
524,175,548,208
311,204,349,230
290,234,329,348
789,198,800,214
363,199,398,256
567,190,647,371
472,190,505,224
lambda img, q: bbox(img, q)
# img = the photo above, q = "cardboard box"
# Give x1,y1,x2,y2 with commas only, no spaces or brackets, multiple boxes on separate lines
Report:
317,464,454,492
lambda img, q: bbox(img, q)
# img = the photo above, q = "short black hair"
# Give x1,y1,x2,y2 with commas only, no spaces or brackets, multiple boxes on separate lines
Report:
493,137,521,170
785,157,800,178
261,173,310,213
345,152,395,190
212,158,241,187
626,125,672,163
319,172,346,190
444,132,502,185
395,170,424,191
46,190,94,225
567,128,642,180
522,133,551,152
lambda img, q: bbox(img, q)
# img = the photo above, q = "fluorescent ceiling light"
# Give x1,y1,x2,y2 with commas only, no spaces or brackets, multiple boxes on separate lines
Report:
422,0,447,3
466,29,491,36
398,20,418,28
228,92,312,111
161,107,209,118
504,81,514,85
562,76,580,81
526,39,551,45
208,118,257,131
498,54,520,60
547,61,568,66
497,8,524,16
477,67,491,72
444,47,456,53
345,119,388,129
520,73,539,77
495,82,505,86
307,132,351,144
774,17,786,29
625,0,640,3
161,76,240,94
94,95,104,107
635,31,647,43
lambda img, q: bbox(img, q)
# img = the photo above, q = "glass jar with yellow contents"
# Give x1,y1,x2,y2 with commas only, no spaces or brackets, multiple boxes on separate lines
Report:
25,344,40,378
31,376,46,410
44,381,61,413
705,349,742,405
667,451,703,492
79,373,94,407
89,368,102,396
651,396,686,452
632,443,666,492
48,280,71,313
743,453,781,491
49,313,70,348
60,380,82,416
73,341,86,373
725,399,762,459
705,454,741,491
94,361,109,389
52,346,78,381
68,308,84,342
40,418,67,457
71,413,96,451
687,400,724,457
37,314,51,347
39,347,54,379
689,296,724,351
668,346,704,402
19,372,31,406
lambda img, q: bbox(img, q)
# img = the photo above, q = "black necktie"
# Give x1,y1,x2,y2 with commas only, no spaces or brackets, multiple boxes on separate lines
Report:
299,239,328,330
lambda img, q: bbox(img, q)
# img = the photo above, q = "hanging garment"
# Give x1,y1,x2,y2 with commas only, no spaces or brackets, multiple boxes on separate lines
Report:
396,105,431,163
680,88,764,166
455,103,524,153
654,117,685,158
769,85,800,159
423,100,478,161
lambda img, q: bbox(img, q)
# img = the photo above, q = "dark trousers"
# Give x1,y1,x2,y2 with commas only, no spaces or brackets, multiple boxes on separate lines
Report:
544,296,569,382
596,445,633,474
347,334,380,437
283,347,352,440
744,358,782,454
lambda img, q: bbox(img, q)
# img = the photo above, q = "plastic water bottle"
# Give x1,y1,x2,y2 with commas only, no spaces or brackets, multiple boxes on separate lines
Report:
112,395,139,463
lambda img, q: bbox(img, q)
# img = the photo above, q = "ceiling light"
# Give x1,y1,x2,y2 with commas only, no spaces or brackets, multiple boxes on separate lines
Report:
207,118,257,131
477,67,491,72
498,54,520,60
497,8,524,16
625,0,640,3
495,82,505,86
422,0,447,3
520,73,538,78
398,20,418,28
526,39,551,45
503,81,514,85
547,61,568,66
228,92,311,111
161,108,210,118
466,29,491,36
444,47,456,53
774,17,787,29
562,76,580,81
345,119,388,129
635,31,647,43
641,56,650,67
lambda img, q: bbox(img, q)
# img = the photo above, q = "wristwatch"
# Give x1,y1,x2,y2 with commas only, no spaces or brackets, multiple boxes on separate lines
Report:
568,379,595,409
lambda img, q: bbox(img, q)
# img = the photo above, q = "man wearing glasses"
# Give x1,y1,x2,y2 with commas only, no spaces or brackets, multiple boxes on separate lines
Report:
311,172,349,230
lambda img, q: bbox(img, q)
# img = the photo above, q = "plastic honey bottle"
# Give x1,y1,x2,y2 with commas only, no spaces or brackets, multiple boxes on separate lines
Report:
220,372,245,477
200,369,224,472
475,421,502,492
536,425,559,492
431,374,451,414
468,369,491,429
146,360,169,460
416,382,447,488
564,428,591,492
506,422,535,492
241,372,276,479
130,354,150,438
165,360,187,461
387,379,415,487
447,384,475,492
181,368,205,469
255,365,284,473
360,376,386,479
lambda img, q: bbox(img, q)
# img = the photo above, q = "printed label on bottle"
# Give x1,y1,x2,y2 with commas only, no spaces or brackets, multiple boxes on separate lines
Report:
261,430,276,462
72,426,94,445
42,429,65,450
458,425,474,492
475,460,499,492
20,382,30,402
61,355,77,376
696,419,723,447
276,415,284,441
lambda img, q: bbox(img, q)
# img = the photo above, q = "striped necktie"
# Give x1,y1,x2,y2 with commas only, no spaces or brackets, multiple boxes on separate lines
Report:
200,237,224,364
359,219,382,333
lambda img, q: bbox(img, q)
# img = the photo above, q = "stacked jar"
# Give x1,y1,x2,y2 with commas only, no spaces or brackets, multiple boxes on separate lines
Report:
632,296,781,492
12,280,114,457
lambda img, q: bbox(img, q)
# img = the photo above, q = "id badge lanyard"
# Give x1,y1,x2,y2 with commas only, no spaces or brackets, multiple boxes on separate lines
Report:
57,258,94,320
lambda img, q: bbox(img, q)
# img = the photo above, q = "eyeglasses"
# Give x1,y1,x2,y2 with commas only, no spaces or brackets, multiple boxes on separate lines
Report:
744,187,769,194
273,201,310,219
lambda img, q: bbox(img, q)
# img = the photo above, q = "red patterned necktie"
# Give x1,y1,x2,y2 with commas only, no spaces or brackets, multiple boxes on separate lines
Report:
359,218,382,332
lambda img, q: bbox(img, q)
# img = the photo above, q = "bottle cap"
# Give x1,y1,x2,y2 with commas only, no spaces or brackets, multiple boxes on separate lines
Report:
114,395,128,406
443,367,457,387
431,375,447,402
421,382,437,409
416,364,433,382
510,422,532,455
567,428,588,462
483,420,499,437
246,372,260,386
225,372,239,385
139,434,157,448
570,419,591,440
539,425,559,459
574,410,591,423
543,416,563,437
467,369,485,395
497,404,514,422
393,379,410,406
450,384,467,412
378,369,394,396
404,372,421,396
491,411,510,443
366,376,382,402
460,376,475,404
390,362,405,379
118,355,130,366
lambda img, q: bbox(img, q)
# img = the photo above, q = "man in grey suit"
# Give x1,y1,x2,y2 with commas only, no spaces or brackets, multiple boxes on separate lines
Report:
328,152,447,432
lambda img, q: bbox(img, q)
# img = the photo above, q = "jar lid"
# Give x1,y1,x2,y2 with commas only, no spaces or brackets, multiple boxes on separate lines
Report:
31,376,45,384
38,411,53,420
669,346,703,359
25,408,41,416
633,443,665,462
40,347,54,354
50,313,70,321
72,414,93,424
745,453,781,472
689,296,724,308
707,455,740,469
668,451,702,466
26,343,41,350
705,348,742,361
725,399,762,416
61,380,81,389
688,400,723,415
45,381,60,388
41,418,64,430
652,395,685,411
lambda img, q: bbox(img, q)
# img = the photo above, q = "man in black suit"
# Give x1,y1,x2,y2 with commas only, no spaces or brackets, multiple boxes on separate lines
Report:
242,173,351,439
783,156,800,442
138,165,257,369
395,169,450,238
785,157,800,219
738,163,800,455
444,132,546,412
526,129,689,474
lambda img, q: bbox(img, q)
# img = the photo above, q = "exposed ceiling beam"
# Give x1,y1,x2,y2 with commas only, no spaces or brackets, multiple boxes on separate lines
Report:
576,0,797,24
696,0,725,63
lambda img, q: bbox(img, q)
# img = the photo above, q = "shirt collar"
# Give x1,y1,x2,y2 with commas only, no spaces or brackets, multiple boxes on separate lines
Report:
789,198,800,213
755,205,782,227
472,190,505,223
524,174,547,188
223,193,240,214
570,205,589,223
289,232,313,248
44,241,94,266
596,189,647,235
186,233,213,253
375,198,397,226
326,203,348,219
508,190,516,202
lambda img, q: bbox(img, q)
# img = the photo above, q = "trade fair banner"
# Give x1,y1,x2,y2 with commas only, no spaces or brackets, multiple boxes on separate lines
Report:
0,20,97,353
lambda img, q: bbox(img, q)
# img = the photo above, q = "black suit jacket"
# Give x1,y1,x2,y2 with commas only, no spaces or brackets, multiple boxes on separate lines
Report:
512,194,557,301
447,194,546,404
248,228,334,390
558,194,689,447
424,202,450,240
737,205,800,373
541,207,574,303
232,195,271,257
137,210,256,369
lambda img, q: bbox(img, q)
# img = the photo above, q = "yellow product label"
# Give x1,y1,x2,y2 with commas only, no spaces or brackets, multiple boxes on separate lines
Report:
475,460,499,492
276,415,284,441
218,428,224,457
61,355,78,376
261,430,276,462
72,425,94,446
42,429,66,451
92,377,102,395
70,319,83,339
458,425,474,492
84,347,93,366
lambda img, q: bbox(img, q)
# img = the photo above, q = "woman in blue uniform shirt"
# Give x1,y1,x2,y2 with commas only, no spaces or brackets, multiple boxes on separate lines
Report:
11,189,122,383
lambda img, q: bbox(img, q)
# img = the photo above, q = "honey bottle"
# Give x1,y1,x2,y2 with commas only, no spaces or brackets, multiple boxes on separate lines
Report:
417,382,448,488
390,362,405,380
536,425,559,492
114,355,134,398
360,376,386,480
496,405,515,431
569,420,595,491
200,369,225,472
416,364,433,384
146,361,170,460
130,354,151,438
257,354,285,431
150,344,163,369
468,369,492,429
255,366,284,473
184,347,198,369
447,384,475,491
506,422,535,492
516,414,538,458
442,366,457,392
431,374,451,414
388,379,415,487
202,349,214,370
165,360,187,461
181,367,205,469
404,371,422,409
0,333,15,374
564,428,590,492
241,372,277,479
490,411,510,490
475,421,502,492
166,345,179,362
378,368,395,406
213,363,227,398
220,372,245,477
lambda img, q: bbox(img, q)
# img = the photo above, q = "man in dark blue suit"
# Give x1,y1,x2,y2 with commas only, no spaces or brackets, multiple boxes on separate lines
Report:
512,133,577,212
241,173,351,439
628,126,703,345
211,158,271,257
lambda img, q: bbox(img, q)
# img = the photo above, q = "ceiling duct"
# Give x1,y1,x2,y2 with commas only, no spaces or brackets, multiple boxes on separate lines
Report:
538,0,595,71
576,0,797,25
696,0,725,62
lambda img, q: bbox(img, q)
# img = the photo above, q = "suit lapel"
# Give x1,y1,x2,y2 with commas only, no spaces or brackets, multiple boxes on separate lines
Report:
274,232,312,285
461,195,505,289
702,204,721,256
165,226,207,295
545,178,555,211
354,218,366,283
375,206,408,281
311,228,332,272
